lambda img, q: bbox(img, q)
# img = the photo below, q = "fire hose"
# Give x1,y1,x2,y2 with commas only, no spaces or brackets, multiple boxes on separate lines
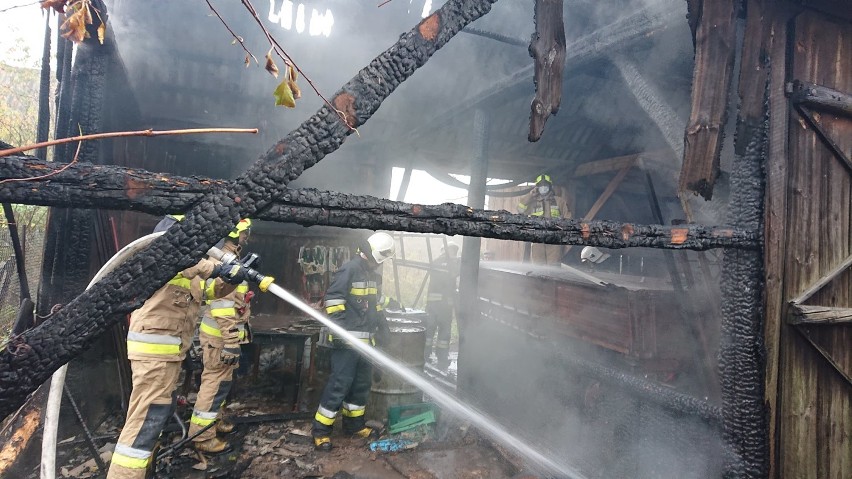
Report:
43,233,586,479
40,232,271,479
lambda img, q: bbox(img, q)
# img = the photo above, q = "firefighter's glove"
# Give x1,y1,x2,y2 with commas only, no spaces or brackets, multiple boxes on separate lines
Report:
220,346,241,366
213,260,248,285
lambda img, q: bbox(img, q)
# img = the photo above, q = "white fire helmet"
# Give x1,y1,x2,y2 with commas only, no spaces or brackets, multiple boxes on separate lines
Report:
367,232,395,264
580,246,610,264
441,242,460,258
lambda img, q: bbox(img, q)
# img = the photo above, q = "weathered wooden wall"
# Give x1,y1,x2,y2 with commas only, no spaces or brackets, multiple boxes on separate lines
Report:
767,7,852,479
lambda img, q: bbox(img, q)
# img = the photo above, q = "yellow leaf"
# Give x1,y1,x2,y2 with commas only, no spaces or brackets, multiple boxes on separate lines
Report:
273,80,296,108
97,21,105,44
265,47,279,78
288,79,301,100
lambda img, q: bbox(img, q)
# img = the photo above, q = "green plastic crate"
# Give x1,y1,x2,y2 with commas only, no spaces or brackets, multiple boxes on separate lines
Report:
387,402,438,434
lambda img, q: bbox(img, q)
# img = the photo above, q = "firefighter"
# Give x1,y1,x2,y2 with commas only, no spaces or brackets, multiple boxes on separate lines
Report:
107,215,252,479
424,242,460,370
189,218,255,453
517,174,570,265
312,232,395,451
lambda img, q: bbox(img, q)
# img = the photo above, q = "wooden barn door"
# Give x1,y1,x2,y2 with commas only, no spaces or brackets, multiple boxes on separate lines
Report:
778,8,852,479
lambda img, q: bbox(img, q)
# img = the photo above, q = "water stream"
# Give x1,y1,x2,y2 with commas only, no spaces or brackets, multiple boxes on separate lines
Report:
266,283,588,479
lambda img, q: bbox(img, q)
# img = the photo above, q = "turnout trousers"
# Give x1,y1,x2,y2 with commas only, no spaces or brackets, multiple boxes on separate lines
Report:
107,360,181,479
425,301,453,366
312,345,373,437
188,331,236,442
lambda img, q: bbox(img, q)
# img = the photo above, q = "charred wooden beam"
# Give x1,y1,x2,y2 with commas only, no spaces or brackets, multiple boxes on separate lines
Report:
462,26,527,47
0,155,760,251
788,305,852,325
679,0,737,200
788,80,852,118
528,0,566,141
611,56,685,160
719,85,768,477
0,0,501,421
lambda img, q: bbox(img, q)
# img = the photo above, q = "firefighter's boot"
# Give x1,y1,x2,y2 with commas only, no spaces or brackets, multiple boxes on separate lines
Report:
216,418,235,434
350,427,379,441
193,437,229,454
313,436,332,452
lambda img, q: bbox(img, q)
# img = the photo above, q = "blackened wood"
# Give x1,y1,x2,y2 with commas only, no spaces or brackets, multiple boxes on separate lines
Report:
36,16,51,161
748,3,789,476
0,0,502,421
0,155,760,251
36,32,110,319
679,0,737,200
789,305,852,325
719,72,769,479
528,0,566,141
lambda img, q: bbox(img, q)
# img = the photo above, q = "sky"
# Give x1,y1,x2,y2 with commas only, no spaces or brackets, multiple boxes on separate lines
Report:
0,1,512,208
0,2,52,69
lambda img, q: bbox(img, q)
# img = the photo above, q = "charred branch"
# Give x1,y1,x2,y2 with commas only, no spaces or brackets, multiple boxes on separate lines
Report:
528,0,566,141
0,0,501,421
679,0,737,200
0,155,761,251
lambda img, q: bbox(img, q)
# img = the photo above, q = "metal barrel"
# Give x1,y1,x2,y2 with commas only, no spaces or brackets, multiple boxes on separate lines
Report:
367,309,427,422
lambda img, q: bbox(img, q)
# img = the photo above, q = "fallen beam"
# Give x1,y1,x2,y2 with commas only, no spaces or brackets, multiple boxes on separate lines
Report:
0,0,502,421
0,155,760,250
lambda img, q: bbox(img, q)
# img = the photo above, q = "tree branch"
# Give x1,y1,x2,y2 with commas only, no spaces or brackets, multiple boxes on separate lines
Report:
0,127,258,158
0,0,501,420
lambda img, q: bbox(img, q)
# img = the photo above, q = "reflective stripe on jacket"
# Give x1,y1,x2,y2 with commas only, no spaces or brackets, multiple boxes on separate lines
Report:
323,256,382,333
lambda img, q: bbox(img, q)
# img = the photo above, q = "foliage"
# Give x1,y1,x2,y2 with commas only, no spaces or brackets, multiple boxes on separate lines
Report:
42,0,106,45
0,37,50,340
0,62,39,149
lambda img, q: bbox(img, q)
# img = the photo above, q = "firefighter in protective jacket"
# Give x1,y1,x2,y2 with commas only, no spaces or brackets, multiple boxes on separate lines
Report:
189,218,255,453
311,232,395,451
107,215,253,479
517,174,570,265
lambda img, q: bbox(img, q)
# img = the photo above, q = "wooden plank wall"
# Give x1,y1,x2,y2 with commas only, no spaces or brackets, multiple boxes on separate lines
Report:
777,9,852,479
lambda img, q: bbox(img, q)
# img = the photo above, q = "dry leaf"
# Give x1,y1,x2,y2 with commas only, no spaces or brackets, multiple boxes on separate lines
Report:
288,65,298,82
273,80,296,107
244,54,251,67
288,79,301,100
265,47,279,78
82,2,92,25
97,21,105,44
41,0,67,13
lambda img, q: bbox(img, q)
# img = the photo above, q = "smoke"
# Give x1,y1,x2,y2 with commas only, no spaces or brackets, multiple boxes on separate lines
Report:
465,259,725,478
